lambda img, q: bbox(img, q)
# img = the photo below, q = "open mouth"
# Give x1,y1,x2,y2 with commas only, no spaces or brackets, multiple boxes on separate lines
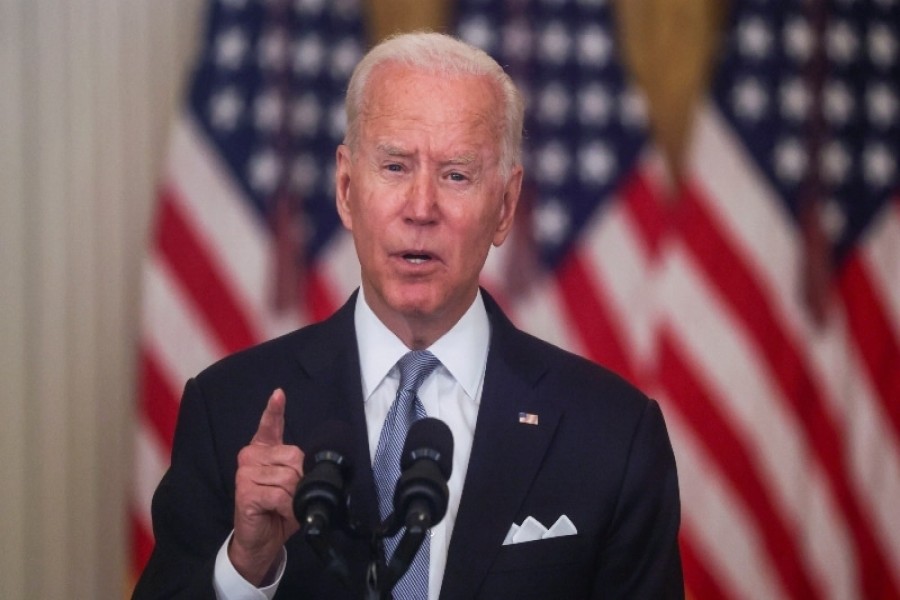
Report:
402,252,432,264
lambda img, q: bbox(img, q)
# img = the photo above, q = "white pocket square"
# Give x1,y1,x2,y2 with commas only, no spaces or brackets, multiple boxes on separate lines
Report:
502,515,577,545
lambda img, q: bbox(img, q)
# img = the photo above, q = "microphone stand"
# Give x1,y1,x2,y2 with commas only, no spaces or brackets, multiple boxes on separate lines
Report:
301,510,350,585
365,503,431,600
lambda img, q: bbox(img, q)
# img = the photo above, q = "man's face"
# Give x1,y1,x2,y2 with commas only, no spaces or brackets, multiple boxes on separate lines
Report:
335,63,522,341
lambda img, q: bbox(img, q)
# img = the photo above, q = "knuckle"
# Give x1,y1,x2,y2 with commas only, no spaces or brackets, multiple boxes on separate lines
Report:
286,446,303,465
237,445,254,464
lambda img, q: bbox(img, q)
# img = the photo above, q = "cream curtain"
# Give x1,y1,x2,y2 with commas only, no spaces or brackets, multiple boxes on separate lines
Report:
0,0,203,596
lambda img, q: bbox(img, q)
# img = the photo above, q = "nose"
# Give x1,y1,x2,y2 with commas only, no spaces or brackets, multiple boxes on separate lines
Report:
403,171,438,224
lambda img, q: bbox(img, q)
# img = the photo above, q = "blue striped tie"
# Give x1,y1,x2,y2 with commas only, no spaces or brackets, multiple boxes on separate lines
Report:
373,350,441,599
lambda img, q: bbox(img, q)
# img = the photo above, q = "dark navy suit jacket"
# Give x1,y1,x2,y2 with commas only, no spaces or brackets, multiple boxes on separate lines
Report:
133,290,683,599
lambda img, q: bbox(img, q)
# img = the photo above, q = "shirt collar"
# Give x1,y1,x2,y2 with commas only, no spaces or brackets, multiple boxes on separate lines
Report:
354,286,490,402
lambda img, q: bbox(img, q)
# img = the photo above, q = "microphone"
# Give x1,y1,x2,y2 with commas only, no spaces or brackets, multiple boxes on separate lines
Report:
293,420,354,583
382,418,454,590
394,417,453,530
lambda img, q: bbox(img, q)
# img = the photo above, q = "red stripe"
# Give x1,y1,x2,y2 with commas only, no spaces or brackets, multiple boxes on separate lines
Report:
139,347,180,449
556,251,636,384
155,187,260,354
658,331,821,599
680,530,730,600
621,168,670,256
130,508,155,580
306,263,341,323
677,182,900,597
838,252,900,451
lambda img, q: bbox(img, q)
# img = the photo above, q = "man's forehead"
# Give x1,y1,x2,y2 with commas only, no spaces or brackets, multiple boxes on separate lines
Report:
364,63,499,115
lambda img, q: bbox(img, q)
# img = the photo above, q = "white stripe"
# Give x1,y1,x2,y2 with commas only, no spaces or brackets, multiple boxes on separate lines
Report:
166,114,273,340
659,245,852,597
578,190,657,371
807,304,900,585
662,401,786,600
318,228,361,305
860,200,900,340
508,276,586,356
141,253,224,385
133,417,170,526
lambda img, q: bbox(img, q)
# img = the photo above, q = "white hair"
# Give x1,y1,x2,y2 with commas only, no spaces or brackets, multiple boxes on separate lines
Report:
343,31,524,178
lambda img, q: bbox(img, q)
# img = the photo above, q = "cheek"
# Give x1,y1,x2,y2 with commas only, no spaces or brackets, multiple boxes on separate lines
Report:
452,218,499,267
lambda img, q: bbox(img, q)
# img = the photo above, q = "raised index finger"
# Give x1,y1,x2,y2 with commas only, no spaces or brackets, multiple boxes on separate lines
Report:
251,388,286,446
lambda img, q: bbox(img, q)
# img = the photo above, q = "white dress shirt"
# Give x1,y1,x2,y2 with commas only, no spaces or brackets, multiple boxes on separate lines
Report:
213,288,489,600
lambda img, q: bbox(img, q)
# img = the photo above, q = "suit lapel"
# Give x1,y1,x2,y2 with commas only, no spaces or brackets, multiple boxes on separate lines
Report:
281,292,381,533
440,295,563,599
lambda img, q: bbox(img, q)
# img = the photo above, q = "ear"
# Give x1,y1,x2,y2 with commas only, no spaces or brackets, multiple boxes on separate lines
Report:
335,144,353,231
492,165,523,247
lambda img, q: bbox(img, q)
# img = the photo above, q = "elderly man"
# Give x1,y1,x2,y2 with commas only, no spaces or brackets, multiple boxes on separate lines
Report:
134,32,683,599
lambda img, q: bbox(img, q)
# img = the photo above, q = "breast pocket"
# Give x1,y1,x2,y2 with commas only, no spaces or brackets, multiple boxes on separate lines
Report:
492,534,586,571
477,535,594,599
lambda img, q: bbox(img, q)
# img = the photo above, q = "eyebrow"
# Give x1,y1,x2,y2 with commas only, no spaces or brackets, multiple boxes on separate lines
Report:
375,143,409,157
444,153,477,166
374,144,479,167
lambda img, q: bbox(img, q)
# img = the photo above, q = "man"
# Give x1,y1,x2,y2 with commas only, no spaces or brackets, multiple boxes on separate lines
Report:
134,32,683,599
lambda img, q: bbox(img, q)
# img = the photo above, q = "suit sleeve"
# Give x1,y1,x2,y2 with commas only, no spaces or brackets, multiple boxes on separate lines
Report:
132,378,235,600
591,399,684,599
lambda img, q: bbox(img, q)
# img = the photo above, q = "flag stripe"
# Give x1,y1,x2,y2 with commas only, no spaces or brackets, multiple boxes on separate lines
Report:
679,530,729,600
138,348,180,450
504,278,587,355
658,330,821,599
305,264,342,324
156,188,259,354
620,168,668,257
556,252,635,383
838,255,900,451
579,177,660,377
130,507,155,577
142,257,224,386
131,414,170,577
664,392,787,599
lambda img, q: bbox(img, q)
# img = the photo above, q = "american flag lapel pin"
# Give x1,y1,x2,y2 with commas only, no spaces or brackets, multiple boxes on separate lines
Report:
518,412,539,426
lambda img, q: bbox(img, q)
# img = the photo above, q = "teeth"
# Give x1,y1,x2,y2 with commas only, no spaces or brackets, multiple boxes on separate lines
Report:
405,256,428,264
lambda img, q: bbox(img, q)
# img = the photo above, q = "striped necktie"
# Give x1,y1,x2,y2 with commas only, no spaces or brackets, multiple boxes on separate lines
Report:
373,350,441,599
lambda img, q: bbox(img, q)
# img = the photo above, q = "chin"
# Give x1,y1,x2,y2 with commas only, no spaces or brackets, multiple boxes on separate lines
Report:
386,286,446,318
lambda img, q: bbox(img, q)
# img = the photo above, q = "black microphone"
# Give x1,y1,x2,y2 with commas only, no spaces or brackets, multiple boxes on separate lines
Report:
293,420,354,583
382,418,454,591
394,417,453,529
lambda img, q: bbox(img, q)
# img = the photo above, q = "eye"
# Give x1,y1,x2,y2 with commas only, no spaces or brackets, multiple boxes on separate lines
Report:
385,163,404,173
448,171,468,182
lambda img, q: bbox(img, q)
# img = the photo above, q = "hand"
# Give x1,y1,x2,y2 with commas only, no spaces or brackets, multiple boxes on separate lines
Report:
229,388,304,585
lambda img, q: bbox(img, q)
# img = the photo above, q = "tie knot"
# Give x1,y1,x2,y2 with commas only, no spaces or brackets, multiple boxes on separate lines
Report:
397,350,441,395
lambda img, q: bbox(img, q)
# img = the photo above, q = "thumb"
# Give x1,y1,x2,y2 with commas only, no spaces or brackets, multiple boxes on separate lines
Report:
251,388,286,446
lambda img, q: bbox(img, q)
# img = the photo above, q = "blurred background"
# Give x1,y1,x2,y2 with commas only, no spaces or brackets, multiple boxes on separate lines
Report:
1,0,898,598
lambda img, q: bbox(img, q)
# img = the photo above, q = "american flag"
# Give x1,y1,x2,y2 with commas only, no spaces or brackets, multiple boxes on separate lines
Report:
131,0,365,578
666,0,900,597
457,0,900,598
